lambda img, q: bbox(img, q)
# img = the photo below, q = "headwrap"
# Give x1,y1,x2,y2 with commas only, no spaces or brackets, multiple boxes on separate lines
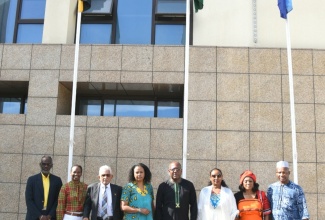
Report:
239,170,256,184
276,161,289,168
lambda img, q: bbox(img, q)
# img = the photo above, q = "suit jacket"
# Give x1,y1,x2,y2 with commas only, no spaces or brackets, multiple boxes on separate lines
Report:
83,182,123,220
25,173,63,220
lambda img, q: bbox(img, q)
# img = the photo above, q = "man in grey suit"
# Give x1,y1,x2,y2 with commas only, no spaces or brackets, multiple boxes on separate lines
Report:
83,165,123,220
25,155,63,220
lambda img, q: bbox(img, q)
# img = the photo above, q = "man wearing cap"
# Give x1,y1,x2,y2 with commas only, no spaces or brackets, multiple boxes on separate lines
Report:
267,161,309,220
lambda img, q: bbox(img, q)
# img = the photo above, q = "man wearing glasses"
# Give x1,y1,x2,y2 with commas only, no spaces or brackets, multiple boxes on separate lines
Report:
155,161,197,220
25,155,63,220
83,165,123,220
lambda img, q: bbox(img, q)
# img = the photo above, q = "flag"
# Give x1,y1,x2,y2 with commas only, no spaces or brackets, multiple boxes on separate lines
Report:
194,0,203,13
278,0,293,19
78,0,91,12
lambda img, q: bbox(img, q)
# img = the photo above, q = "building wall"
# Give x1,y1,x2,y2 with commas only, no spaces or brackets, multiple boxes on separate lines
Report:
0,44,325,219
193,0,325,49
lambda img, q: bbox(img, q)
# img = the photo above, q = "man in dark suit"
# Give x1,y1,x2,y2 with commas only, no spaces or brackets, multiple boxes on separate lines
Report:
25,155,63,220
83,165,123,220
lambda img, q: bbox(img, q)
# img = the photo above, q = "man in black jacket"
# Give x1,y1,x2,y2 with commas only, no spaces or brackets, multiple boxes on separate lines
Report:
83,165,123,220
25,155,63,220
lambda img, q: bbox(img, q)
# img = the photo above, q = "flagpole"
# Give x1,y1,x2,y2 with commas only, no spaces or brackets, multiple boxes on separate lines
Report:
285,15,298,184
182,0,190,178
67,0,83,182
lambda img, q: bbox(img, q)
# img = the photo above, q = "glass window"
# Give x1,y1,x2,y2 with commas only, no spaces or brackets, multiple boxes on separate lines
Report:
157,101,180,118
155,24,185,45
0,0,18,43
156,0,186,13
20,0,46,19
116,0,152,44
80,24,112,44
116,100,154,117
0,97,22,114
79,99,101,116
103,100,115,116
16,24,43,43
85,0,113,14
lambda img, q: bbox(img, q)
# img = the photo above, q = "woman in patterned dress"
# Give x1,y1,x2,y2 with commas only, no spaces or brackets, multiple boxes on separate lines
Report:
120,163,154,220
197,168,239,220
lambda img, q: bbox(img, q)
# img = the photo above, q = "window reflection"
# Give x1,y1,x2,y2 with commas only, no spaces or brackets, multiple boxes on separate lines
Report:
116,100,154,117
16,24,43,43
80,24,112,44
116,0,152,44
157,101,180,118
155,24,185,45
156,0,186,13
79,99,101,116
0,97,26,114
20,0,46,19
0,0,17,43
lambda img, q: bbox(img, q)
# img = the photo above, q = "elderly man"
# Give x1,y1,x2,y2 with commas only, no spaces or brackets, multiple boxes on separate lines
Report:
267,161,309,220
83,165,123,220
155,161,197,220
25,155,63,220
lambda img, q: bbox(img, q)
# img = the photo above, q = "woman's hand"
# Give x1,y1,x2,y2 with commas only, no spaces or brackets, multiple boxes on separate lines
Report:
139,208,150,215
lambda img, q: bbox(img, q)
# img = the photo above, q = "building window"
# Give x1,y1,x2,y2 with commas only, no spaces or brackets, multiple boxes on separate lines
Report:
0,97,27,114
15,0,46,43
78,99,181,118
0,81,28,114
0,0,18,43
59,82,183,118
80,0,188,45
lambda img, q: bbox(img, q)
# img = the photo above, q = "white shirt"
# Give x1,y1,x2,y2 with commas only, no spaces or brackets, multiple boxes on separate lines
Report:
98,183,113,217
198,185,239,220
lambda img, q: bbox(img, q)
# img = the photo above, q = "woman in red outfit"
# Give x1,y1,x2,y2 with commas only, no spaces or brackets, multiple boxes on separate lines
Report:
234,170,271,220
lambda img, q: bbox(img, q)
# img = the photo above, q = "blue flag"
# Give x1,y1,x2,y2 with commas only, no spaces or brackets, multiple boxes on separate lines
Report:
278,0,293,19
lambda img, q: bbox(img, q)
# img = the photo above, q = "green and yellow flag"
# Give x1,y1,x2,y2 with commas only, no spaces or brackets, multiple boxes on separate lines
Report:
78,0,91,13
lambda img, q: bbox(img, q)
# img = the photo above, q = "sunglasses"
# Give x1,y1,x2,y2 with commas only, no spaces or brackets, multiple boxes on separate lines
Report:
101,174,111,177
211,174,222,178
169,168,181,172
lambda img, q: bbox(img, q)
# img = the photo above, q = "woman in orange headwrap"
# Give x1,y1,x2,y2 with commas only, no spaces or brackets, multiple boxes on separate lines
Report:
234,170,271,220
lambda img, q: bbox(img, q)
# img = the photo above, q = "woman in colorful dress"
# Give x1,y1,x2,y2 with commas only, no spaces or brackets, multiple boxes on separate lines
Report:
120,163,154,220
198,168,239,220
234,170,271,220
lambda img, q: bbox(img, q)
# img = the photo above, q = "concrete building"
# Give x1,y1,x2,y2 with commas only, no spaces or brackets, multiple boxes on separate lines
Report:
0,0,324,219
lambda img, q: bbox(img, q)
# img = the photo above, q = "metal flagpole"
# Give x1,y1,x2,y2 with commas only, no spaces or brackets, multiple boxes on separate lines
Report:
285,16,298,184
67,0,83,182
182,0,190,178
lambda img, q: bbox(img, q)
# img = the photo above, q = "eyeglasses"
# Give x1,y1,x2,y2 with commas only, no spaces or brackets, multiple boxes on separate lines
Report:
211,174,222,178
169,168,181,172
101,174,111,177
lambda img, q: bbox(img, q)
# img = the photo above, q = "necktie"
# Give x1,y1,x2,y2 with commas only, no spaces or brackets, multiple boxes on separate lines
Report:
101,186,108,219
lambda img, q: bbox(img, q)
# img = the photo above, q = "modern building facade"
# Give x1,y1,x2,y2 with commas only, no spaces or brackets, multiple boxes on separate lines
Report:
0,0,324,219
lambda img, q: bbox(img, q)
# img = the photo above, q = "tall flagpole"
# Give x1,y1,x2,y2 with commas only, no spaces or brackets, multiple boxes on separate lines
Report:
67,0,83,182
182,0,190,178
285,16,298,184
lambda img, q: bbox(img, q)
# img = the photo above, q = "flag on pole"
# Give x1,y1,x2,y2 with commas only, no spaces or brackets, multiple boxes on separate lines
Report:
194,0,203,12
79,0,91,12
278,0,293,19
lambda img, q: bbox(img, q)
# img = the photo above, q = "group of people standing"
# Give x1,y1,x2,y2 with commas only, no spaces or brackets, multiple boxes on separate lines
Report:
25,156,309,220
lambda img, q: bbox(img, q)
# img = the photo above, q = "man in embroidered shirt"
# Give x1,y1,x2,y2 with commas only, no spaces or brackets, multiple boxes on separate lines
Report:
83,165,123,220
56,165,88,220
155,161,197,220
25,155,63,220
267,161,309,220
